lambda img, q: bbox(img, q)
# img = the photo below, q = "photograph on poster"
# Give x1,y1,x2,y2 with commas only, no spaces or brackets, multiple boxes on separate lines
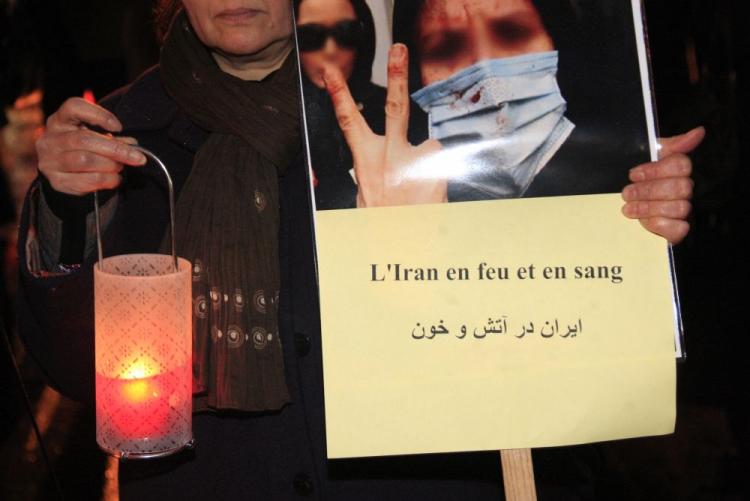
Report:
296,0,686,460
297,0,655,210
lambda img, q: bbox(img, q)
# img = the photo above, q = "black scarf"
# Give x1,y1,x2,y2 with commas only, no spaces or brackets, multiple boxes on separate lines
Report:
160,12,300,411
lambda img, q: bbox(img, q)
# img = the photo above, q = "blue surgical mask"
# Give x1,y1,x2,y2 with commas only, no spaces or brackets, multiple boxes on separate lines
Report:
411,51,574,198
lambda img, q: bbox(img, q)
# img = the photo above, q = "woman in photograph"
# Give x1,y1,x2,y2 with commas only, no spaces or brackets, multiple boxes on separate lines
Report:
296,0,381,209
296,0,426,208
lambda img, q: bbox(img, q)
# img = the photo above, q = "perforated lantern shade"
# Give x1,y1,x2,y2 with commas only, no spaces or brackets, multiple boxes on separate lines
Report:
95,254,192,458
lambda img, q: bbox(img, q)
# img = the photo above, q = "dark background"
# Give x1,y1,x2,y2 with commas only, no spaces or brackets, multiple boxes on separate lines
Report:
1,0,747,499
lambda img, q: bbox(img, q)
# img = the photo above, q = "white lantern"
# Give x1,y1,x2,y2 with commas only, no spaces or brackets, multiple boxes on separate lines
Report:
94,148,193,459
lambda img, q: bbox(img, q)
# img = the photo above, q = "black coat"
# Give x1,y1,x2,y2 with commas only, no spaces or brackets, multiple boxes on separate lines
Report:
17,67,598,500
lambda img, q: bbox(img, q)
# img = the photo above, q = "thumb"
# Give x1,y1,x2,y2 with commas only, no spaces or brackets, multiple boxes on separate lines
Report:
658,126,705,158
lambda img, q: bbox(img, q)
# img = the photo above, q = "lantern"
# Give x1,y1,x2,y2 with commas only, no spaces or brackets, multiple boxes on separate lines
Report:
94,148,193,459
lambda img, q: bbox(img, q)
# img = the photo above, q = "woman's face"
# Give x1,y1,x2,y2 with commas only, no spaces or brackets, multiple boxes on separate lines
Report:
297,0,358,88
181,0,293,58
416,0,554,85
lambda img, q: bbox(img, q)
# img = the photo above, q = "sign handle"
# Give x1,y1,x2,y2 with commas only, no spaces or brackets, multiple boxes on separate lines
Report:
500,448,537,500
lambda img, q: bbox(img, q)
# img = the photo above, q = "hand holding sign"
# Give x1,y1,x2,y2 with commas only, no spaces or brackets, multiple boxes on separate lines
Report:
323,44,446,207
621,127,705,244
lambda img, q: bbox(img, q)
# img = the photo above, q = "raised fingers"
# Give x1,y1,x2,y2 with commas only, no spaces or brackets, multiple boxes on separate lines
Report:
385,44,410,146
323,63,372,155
46,97,123,133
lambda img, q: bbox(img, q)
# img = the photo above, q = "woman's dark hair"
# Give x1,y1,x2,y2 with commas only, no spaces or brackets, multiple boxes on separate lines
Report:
154,0,183,45
294,0,377,88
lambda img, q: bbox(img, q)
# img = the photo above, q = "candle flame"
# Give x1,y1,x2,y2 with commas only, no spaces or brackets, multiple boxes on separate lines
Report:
121,360,153,380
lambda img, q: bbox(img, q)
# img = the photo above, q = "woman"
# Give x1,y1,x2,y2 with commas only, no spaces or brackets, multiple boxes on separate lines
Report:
20,1,698,499
397,0,668,202
296,0,426,209
23,1,322,498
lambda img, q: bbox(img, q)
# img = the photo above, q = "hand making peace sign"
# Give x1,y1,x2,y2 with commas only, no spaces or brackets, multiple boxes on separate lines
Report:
322,43,447,207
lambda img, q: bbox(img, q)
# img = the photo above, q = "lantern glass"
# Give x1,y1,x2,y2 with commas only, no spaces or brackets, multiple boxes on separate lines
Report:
95,254,192,459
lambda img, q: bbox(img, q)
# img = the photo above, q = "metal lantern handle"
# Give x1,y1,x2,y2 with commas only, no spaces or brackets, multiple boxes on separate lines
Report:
93,146,178,271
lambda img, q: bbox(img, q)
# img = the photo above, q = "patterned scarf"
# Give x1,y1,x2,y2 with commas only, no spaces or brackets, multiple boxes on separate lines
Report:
160,12,300,411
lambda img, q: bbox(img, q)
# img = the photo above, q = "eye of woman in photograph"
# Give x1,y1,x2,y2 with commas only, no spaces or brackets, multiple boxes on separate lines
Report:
416,0,554,85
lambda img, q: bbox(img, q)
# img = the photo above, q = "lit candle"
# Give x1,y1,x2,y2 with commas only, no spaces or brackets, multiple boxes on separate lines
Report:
97,358,188,444
119,360,160,406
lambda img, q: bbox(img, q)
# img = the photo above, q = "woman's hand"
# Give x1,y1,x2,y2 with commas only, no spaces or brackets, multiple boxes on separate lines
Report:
36,97,147,196
323,44,446,207
621,127,705,244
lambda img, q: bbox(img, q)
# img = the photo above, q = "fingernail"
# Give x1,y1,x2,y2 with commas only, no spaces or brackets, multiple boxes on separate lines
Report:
390,44,406,62
629,167,645,182
129,150,146,165
688,126,706,142
622,203,636,218
675,126,705,144
107,117,122,131
622,185,635,201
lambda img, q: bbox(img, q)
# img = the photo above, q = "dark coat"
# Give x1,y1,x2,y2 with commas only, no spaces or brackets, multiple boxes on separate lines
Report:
17,67,599,500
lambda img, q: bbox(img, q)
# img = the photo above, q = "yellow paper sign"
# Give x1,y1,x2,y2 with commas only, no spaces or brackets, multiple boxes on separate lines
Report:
316,194,676,459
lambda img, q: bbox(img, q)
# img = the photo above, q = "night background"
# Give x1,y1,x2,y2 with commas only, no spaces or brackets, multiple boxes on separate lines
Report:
1,0,748,499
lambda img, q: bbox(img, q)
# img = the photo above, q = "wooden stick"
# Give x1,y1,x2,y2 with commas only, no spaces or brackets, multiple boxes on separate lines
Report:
500,449,537,501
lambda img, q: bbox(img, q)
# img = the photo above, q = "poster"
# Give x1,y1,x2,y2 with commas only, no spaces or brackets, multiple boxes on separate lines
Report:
294,0,680,458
